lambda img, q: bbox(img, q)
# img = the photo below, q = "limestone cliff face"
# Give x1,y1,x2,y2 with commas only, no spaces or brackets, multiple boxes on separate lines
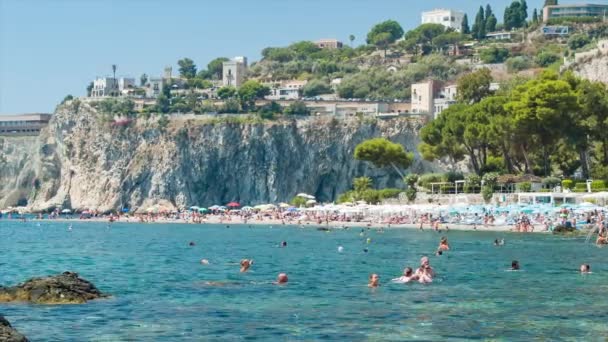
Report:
0,103,440,212
573,54,608,84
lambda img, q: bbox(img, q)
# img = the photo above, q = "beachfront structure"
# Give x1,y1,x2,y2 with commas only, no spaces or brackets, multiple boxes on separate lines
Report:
90,77,136,97
421,9,466,32
0,114,52,135
315,39,343,49
222,56,248,88
517,193,578,206
542,3,608,22
265,80,307,101
411,80,458,118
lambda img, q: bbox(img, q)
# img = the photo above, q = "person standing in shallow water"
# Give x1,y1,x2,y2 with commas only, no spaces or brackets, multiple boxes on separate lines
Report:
511,260,520,270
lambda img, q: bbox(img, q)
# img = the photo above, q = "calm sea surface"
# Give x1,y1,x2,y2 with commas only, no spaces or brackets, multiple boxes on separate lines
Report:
1,220,607,341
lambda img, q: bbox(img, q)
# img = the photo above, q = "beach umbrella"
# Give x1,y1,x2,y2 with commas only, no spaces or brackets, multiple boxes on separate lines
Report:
279,203,290,208
306,199,317,205
189,206,200,211
208,205,221,210
297,193,316,200
198,208,208,213
226,202,240,208
61,209,72,214
241,206,254,211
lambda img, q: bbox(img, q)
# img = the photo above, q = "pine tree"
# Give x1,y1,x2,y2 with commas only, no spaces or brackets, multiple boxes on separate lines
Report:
472,6,486,39
485,4,493,19
532,8,538,23
504,6,512,31
520,0,528,22
461,14,471,34
486,14,497,32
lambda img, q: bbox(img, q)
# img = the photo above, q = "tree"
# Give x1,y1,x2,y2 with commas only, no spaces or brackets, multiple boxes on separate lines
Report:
461,14,470,34
370,31,393,57
479,47,509,63
457,68,493,104
155,94,170,113
366,20,404,45
349,34,355,47
354,138,414,178
284,101,310,115
86,82,94,97
535,51,560,67
61,94,74,104
471,6,486,40
520,0,528,23
544,0,558,6
568,34,591,50
140,73,148,87
237,80,270,111
207,57,229,80
217,86,237,99
302,80,332,97
532,8,539,23
177,58,197,79
353,177,372,192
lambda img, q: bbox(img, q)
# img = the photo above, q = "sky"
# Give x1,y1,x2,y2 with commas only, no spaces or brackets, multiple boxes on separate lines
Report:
0,0,601,114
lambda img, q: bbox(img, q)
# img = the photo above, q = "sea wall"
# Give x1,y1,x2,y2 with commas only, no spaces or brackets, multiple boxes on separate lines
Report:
0,102,442,212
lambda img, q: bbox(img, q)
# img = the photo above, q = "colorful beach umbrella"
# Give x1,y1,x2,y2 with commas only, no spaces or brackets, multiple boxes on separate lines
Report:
226,202,240,208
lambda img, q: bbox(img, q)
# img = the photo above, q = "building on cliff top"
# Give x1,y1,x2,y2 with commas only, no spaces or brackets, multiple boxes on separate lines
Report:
543,3,608,22
222,57,248,88
0,114,52,136
315,39,343,49
421,8,466,33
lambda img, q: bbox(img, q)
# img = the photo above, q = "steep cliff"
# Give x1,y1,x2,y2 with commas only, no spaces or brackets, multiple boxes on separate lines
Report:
573,54,608,84
0,102,441,212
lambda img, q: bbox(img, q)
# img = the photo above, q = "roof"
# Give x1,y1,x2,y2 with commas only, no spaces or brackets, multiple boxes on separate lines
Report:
0,114,52,121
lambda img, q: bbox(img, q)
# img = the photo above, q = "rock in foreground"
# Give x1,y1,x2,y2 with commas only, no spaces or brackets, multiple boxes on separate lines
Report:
0,315,28,342
0,272,107,304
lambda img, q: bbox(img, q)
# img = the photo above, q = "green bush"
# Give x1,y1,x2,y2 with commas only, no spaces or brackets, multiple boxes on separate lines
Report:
479,47,509,64
562,179,574,190
518,182,532,192
482,172,499,187
417,173,445,189
505,56,534,72
444,171,464,183
481,185,494,203
535,51,560,67
574,182,587,192
568,34,591,50
376,188,402,199
291,196,308,207
404,173,419,188
543,177,561,189
591,180,606,191
405,188,417,202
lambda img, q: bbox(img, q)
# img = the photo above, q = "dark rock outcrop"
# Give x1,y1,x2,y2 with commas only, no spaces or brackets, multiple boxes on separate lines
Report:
0,315,28,342
0,272,107,304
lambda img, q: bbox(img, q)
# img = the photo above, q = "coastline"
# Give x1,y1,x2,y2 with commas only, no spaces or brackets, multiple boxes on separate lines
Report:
15,216,548,233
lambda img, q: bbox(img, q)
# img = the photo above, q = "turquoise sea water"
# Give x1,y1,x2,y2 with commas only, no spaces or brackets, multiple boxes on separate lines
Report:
1,220,607,341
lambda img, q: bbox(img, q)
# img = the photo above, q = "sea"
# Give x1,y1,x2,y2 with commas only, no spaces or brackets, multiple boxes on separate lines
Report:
0,220,606,341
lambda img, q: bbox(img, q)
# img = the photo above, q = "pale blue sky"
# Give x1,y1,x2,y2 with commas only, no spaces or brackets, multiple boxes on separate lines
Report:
0,0,593,114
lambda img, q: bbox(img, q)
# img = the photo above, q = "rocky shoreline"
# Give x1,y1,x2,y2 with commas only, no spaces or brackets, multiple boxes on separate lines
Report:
0,315,28,342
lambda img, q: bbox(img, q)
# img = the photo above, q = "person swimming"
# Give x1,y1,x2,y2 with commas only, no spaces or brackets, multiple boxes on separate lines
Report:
580,264,591,273
189,241,196,246
392,267,417,283
435,250,443,256
415,256,435,283
281,241,287,247
200,259,210,265
438,237,450,251
338,246,344,253
368,273,380,288
511,260,520,270
240,259,253,272
275,273,288,284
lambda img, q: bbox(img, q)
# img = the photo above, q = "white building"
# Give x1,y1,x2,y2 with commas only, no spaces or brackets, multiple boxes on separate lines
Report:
411,80,459,119
265,80,307,101
145,77,163,98
421,9,466,32
90,77,136,97
222,56,248,88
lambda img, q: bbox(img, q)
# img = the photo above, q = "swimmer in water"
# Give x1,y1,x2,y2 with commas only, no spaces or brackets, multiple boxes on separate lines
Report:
366,238,371,244
200,259,210,265
368,273,380,288
363,248,369,253
438,237,450,251
580,264,591,273
435,250,443,256
414,256,435,283
68,224,73,231
338,246,344,253
511,260,520,270
275,273,288,285
189,241,196,246
392,267,417,283
281,241,287,247
494,238,505,246
240,259,253,272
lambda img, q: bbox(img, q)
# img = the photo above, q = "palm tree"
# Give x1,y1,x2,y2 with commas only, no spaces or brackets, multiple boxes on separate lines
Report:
349,34,355,47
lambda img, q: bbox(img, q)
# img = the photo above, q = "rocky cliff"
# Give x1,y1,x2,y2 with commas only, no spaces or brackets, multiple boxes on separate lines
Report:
0,102,440,212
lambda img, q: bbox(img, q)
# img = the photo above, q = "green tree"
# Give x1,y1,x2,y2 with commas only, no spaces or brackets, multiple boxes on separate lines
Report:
479,47,509,63
354,138,414,178
520,0,528,23
366,20,404,45
544,0,557,6
349,34,355,47
86,82,94,97
461,14,470,34
353,177,372,192
177,58,197,79
284,101,311,115
237,80,270,111
220,99,241,113
207,57,229,80
456,68,493,104
486,14,498,33
217,86,237,99
532,8,539,23
568,34,591,50
471,6,486,39
140,73,148,86
155,94,170,113
535,51,560,67
61,94,74,104
370,31,393,57
302,80,332,97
